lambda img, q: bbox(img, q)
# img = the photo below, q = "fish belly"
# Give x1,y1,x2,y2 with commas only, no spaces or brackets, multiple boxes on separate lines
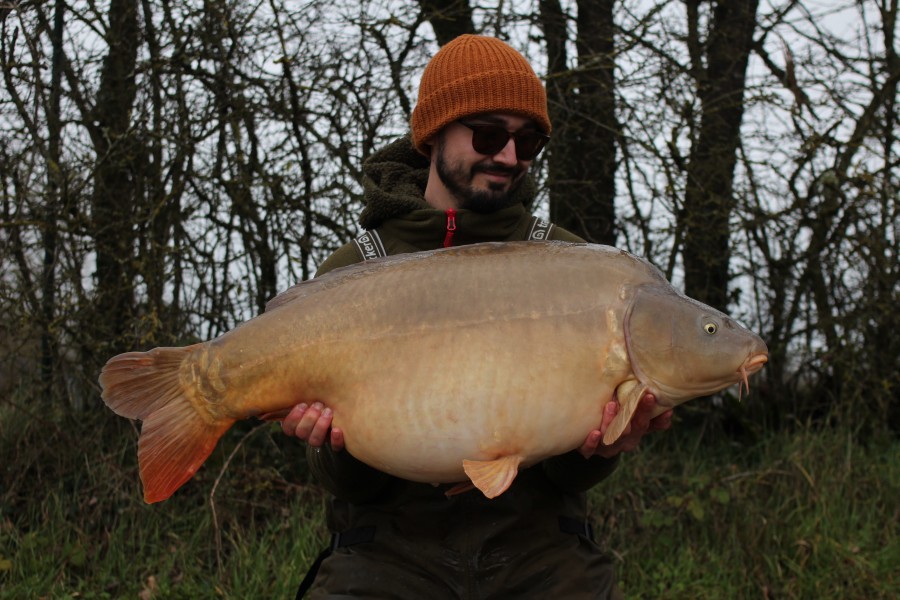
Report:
325,308,617,481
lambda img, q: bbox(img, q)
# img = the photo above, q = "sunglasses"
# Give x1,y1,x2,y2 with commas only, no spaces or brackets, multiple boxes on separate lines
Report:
458,121,550,161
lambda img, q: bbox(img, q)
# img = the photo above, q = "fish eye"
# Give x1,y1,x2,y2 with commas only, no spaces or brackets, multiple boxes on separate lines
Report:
704,322,718,335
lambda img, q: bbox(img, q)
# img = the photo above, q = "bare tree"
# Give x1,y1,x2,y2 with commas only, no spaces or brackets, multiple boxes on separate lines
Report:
680,0,760,310
540,0,619,244
745,0,900,429
0,0,896,433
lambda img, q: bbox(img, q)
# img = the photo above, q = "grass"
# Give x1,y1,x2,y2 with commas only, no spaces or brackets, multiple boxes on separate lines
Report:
1,404,327,598
2,399,898,599
590,426,900,599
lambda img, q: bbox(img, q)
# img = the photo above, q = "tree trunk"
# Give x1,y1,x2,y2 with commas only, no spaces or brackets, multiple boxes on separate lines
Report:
89,0,140,355
542,0,618,244
40,0,66,400
681,0,759,310
419,0,474,45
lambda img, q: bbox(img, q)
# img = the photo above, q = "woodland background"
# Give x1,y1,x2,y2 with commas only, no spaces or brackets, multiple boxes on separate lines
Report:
1,0,898,597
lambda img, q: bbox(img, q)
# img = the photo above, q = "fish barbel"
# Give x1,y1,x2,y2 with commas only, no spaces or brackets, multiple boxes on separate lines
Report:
100,241,768,503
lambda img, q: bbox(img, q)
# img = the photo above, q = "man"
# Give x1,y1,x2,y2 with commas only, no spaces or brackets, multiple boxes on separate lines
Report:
283,34,672,598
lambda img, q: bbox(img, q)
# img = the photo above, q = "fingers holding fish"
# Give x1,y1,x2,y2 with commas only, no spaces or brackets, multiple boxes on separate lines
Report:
613,393,661,453
282,402,345,451
578,401,619,459
585,393,668,458
578,430,604,459
648,408,673,433
328,426,345,452
280,402,313,438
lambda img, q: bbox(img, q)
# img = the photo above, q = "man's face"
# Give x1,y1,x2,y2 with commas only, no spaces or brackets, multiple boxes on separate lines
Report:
432,114,540,212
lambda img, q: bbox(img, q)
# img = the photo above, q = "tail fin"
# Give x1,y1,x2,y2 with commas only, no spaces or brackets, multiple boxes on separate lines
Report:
100,346,235,503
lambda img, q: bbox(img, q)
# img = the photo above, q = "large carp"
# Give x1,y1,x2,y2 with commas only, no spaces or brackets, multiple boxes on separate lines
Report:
100,241,767,503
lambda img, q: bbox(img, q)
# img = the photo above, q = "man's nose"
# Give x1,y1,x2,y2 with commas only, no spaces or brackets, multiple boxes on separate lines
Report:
492,138,519,165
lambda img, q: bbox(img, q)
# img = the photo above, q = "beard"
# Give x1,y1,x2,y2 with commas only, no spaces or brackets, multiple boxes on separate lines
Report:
434,137,527,213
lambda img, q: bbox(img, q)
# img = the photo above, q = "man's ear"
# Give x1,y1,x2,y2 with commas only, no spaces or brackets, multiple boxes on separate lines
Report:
412,138,433,160
422,135,436,159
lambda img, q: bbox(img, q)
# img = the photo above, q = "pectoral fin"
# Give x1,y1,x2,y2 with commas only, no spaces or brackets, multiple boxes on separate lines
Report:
603,380,650,445
462,455,524,499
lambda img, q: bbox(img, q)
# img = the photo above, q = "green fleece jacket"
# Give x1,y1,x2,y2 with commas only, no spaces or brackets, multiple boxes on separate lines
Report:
301,135,623,599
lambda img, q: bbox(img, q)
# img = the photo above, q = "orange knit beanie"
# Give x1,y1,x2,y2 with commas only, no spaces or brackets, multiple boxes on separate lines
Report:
410,34,551,155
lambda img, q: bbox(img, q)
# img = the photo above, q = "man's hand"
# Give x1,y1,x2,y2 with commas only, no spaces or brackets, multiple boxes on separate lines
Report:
281,402,345,451
579,393,672,459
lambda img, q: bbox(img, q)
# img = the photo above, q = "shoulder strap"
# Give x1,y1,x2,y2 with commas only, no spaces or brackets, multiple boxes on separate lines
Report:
353,229,388,261
355,218,554,259
527,216,555,241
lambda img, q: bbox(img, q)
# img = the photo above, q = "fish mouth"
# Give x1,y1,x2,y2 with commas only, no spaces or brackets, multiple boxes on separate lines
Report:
736,352,768,400
743,353,768,374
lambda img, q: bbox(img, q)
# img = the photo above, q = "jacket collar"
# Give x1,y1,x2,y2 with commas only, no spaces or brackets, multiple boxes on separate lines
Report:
377,205,532,251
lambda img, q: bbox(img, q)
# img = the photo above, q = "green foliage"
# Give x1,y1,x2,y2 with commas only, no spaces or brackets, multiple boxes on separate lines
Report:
0,403,326,598
590,427,900,599
2,400,898,598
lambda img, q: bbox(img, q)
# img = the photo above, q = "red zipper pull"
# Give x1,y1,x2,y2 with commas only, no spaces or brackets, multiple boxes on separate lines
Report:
443,208,457,248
